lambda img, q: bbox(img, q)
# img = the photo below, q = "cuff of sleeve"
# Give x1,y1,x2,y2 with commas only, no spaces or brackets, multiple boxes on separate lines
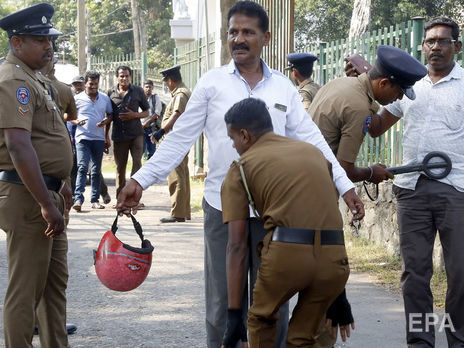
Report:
131,169,157,190
336,176,355,197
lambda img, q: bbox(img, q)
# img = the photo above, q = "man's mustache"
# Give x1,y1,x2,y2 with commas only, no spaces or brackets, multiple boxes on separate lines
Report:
429,52,444,59
232,44,249,51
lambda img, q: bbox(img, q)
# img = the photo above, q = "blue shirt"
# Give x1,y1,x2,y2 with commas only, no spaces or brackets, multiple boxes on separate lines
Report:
74,91,113,142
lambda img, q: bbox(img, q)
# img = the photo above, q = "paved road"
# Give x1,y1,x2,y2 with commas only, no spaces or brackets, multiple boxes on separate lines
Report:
0,179,447,347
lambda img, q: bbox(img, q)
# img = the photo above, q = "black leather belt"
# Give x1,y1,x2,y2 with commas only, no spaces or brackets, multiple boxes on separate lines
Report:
272,226,345,245
0,170,62,192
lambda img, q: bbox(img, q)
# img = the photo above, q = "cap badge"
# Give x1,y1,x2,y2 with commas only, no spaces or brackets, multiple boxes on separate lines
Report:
42,16,47,24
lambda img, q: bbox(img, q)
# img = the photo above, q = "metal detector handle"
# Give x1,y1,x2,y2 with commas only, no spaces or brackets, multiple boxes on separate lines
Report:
386,152,452,179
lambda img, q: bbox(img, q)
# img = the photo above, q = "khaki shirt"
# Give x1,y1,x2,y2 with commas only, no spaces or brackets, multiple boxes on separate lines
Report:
221,132,343,231
309,73,379,163
161,82,192,128
0,54,73,179
48,76,77,119
298,78,321,112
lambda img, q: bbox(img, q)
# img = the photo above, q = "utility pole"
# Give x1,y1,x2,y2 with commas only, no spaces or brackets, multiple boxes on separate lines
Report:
220,0,236,65
77,0,86,75
87,8,91,71
131,0,141,59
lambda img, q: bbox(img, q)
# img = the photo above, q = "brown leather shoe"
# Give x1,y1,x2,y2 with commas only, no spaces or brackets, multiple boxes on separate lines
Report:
160,216,185,223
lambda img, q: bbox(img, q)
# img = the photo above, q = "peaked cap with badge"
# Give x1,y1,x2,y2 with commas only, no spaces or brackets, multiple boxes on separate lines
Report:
0,2,61,38
285,53,318,72
374,45,427,100
160,65,181,80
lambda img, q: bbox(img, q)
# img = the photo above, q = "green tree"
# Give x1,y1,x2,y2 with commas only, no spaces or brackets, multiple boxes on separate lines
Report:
294,0,464,50
0,0,175,69
294,0,353,50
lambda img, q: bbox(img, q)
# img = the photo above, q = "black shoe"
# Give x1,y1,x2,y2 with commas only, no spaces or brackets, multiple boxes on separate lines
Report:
66,323,77,335
33,323,77,335
160,216,185,223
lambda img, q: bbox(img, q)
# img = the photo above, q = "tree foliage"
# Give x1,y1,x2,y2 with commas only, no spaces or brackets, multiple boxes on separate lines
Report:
0,0,174,69
294,0,464,50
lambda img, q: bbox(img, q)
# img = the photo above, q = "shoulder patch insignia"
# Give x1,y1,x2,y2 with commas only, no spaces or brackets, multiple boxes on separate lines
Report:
16,87,30,105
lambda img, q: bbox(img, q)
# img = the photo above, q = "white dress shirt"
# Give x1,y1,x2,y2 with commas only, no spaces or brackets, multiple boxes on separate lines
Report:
385,62,464,192
133,60,354,210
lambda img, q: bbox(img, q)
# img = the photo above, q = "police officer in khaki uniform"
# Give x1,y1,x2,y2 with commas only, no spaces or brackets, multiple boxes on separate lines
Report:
151,66,192,223
285,53,320,112
220,98,353,348
309,45,427,185
41,55,77,122
0,4,74,347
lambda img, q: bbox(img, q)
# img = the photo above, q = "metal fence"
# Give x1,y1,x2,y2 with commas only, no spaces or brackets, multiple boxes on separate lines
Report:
304,17,464,167
255,0,294,72
174,34,216,90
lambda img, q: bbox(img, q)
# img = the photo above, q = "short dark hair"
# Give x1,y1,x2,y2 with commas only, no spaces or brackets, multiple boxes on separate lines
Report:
116,65,132,76
84,70,100,82
224,98,273,136
227,1,269,33
424,16,460,40
144,79,154,86
367,65,387,80
165,70,182,83
294,66,313,79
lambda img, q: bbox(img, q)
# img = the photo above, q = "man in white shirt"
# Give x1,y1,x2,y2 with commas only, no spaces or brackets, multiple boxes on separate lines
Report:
368,16,464,347
117,2,364,347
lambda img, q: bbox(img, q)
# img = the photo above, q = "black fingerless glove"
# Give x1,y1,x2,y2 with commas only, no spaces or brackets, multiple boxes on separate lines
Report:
326,289,354,327
222,309,247,347
152,128,165,141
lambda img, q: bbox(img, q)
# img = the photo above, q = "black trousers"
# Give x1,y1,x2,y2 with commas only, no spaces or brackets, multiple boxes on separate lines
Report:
394,177,464,347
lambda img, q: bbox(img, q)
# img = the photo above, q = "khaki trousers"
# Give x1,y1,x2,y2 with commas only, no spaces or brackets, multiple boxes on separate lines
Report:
248,232,349,348
0,182,68,348
167,154,191,219
113,135,143,198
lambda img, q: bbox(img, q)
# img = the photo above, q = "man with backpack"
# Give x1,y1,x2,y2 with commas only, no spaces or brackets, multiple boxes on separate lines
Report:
142,79,163,159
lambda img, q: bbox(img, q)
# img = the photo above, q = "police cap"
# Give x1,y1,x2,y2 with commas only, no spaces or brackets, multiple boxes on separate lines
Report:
160,65,181,80
71,76,85,84
0,3,61,38
285,53,318,72
375,45,427,100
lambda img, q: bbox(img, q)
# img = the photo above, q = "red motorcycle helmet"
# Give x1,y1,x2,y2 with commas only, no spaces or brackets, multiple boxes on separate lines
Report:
94,214,154,292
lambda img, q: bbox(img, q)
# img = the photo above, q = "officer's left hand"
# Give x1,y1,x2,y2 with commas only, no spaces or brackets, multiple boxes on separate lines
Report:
41,203,65,238
151,129,165,143
326,289,355,342
221,309,248,348
59,181,73,211
342,188,365,222
119,108,137,121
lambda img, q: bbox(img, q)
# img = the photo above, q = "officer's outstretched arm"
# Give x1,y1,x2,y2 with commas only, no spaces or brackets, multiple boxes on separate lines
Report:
4,128,64,237
368,109,400,138
222,219,248,348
